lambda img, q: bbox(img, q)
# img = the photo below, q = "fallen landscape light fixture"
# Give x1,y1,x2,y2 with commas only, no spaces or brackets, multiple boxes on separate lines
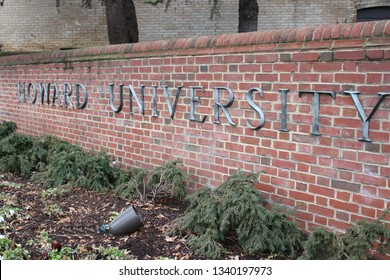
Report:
99,205,144,236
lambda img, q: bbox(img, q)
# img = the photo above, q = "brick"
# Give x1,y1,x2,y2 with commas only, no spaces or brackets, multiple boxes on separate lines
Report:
333,159,362,172
313,62,341,72
308,204,335,218
273,63,298,72
353,194,385,208
334,50,366,60
358,152,389,165
366,50,384,60
328,219,352,231
256,54,278,63
309,185,334,198
291,153,317,164
292,52,320,62
279,53,291,62
291,171,316,184
331,179,360,193
335,73,365,83
272,159,296,170
329,199,359,213
289,190,315,203
358,62,390,72
292,73,319,82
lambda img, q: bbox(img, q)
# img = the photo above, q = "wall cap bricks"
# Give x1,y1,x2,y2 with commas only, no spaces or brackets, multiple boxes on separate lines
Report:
1,20,390,67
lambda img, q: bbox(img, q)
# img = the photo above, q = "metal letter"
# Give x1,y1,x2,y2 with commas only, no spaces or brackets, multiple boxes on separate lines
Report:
52,84,63,107
213,87,236,126
162,85,183,119
39,83,50,104
75,83,88,109
63,83,74,108
189,86,206,123
27,83,37,104
17,82,26,103
299,90,336,136
279,88,290,132
108,83,123,113
129,85,145,115
245,87,265,130
151,85,159,118
344,91,390,142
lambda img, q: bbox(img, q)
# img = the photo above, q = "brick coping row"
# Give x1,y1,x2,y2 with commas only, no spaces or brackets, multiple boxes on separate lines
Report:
1,20,390,66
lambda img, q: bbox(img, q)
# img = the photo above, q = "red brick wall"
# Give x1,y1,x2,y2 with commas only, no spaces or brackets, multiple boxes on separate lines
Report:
1,20,389,233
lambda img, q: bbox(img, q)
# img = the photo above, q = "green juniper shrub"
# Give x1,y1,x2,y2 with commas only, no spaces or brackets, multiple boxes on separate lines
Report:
0,121,17,140
146,160,189,202
186,229,227,259
0,133,36,176
298,227,340,260
169,171,304,259
31,147,87,189
32,144,118,192
43,136,82,162
301,215,390,260
78,150,118,192
22,139,50,174
114,168,147,200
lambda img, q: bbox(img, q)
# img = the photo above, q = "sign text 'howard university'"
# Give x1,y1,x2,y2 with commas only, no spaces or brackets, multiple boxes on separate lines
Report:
16,82,390,143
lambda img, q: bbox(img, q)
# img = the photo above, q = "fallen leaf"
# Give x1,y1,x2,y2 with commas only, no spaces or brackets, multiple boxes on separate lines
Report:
156,214,166,219
58,216,71,224
165,236,177,242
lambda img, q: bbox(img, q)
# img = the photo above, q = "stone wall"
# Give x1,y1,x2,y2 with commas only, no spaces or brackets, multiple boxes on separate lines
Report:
1,20,389,232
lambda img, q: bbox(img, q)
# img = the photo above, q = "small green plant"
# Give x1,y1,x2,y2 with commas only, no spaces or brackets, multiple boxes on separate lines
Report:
2,246,31,260
0,192,16,205
0,181,22,189
43,204,64,217
169,171,303,259
27,231,52,254
0,206,20,219
156,256,172,260
48,246,79,260
0,237,14,255
97,246,133,260
41,187,71,200
301,215,390,260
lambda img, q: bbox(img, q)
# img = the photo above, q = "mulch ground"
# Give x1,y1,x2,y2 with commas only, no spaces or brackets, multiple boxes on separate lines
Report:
0,173,252,260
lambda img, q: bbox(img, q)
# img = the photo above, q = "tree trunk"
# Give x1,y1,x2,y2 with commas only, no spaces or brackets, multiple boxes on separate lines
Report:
238,0,259,33
106,0,139,44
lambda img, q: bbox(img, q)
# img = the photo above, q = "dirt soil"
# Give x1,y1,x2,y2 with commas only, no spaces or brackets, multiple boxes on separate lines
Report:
0,173,252,260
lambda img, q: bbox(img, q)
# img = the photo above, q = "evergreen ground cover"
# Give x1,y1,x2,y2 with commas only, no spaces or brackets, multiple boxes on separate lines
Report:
0,121,389,260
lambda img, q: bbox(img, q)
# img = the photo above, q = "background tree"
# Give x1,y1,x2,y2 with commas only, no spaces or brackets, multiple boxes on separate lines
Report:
147,0,259,34
238,0,259,32
105,0,139,44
